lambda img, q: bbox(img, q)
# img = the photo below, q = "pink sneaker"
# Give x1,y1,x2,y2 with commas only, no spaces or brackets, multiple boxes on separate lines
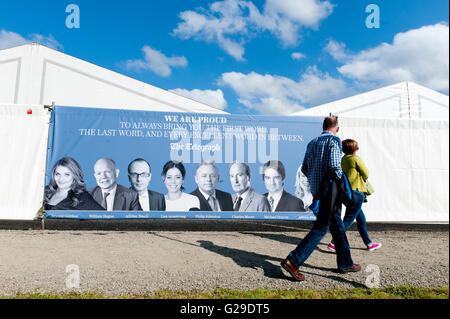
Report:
367,242,382,251
327,243,336,252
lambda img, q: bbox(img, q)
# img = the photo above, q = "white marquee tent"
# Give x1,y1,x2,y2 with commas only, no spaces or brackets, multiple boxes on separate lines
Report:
0,43,227,113
290,81,448,120
0,44,448,222
291,82,449,223
0,43,225,220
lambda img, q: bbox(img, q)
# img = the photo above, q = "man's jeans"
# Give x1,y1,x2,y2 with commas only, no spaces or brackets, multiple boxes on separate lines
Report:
288,196,354,270
341,190,372,246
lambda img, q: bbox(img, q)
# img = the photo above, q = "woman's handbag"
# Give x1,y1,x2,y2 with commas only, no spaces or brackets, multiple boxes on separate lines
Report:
365,180,375,195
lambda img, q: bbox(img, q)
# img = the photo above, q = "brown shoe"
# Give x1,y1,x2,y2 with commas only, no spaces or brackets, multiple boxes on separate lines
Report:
281,258,305,281
339,264,361,274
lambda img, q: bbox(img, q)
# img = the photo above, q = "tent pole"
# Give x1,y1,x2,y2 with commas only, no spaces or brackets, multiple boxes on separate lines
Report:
406,82,411,119
40,101,55,229
44,101,55,112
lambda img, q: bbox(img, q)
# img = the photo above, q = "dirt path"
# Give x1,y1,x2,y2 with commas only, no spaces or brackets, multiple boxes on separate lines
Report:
0,229,448,296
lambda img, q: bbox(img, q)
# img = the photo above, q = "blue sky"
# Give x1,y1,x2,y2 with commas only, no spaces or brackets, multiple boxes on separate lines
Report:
0,0,448,114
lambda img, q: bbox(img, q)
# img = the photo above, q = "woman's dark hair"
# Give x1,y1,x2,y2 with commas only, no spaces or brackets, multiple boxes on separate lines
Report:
161,160,186,191
342,139,359,155
44,157,87,207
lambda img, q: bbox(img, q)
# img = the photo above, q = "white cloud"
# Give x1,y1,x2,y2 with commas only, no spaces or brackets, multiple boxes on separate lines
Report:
169,88,228,110
328,24,449,93
0,30,26,49
217,34,246,61
324,39,349,62
28,34,63,50
0,29,63,50
172,1,251,61
265,0,334,29
299,66,354,105
291,52,306,60
218,66,353,114
172,0,333,61
124,45,187,77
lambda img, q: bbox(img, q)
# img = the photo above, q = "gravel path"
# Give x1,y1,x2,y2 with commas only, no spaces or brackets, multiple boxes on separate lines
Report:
0,228,448,296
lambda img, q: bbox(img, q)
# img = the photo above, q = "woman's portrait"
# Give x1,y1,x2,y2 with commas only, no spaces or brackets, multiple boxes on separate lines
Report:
162,160,200,211
44,157,104,210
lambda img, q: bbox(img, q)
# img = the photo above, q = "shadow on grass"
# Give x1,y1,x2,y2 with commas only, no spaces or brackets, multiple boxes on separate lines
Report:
148,233,366,288
197,240,286,280
242,232,368,254
197,240,366,288
241,231,332,250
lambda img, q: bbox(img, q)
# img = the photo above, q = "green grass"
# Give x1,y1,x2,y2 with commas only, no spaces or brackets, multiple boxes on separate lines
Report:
4,286,448,299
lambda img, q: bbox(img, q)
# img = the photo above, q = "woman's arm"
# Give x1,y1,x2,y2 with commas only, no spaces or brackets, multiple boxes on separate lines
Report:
356,156,369,180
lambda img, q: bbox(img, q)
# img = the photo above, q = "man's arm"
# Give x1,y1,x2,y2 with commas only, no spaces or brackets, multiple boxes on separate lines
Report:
301,144,310,177
329,139,343,179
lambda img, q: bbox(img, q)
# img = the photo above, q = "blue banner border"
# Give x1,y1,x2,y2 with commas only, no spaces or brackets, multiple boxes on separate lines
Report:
45,211,316,221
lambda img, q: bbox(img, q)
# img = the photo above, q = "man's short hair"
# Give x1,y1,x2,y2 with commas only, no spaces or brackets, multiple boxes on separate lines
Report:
323,116,339,130
196,160,219,175
262,160,286,181
230,161,251,179
342,139,359,155
128,158,151,173
96,158,117,170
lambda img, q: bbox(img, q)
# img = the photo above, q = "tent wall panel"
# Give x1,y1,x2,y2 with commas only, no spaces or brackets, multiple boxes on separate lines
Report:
0,59,20,104
0,105,50,220
339,117,449,222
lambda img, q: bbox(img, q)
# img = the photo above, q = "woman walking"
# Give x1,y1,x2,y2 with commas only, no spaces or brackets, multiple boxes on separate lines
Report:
328,139,382,252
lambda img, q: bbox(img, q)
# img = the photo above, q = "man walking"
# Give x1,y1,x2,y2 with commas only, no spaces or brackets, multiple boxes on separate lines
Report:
281,116,361,281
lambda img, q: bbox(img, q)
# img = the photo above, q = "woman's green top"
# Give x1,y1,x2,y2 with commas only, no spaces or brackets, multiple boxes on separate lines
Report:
341,154,369,193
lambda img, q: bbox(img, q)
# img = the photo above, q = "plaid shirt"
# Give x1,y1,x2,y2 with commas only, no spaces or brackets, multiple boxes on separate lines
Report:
301,131,343,196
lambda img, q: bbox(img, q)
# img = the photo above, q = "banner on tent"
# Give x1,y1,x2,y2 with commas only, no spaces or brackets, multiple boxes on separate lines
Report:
44,106,320,220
